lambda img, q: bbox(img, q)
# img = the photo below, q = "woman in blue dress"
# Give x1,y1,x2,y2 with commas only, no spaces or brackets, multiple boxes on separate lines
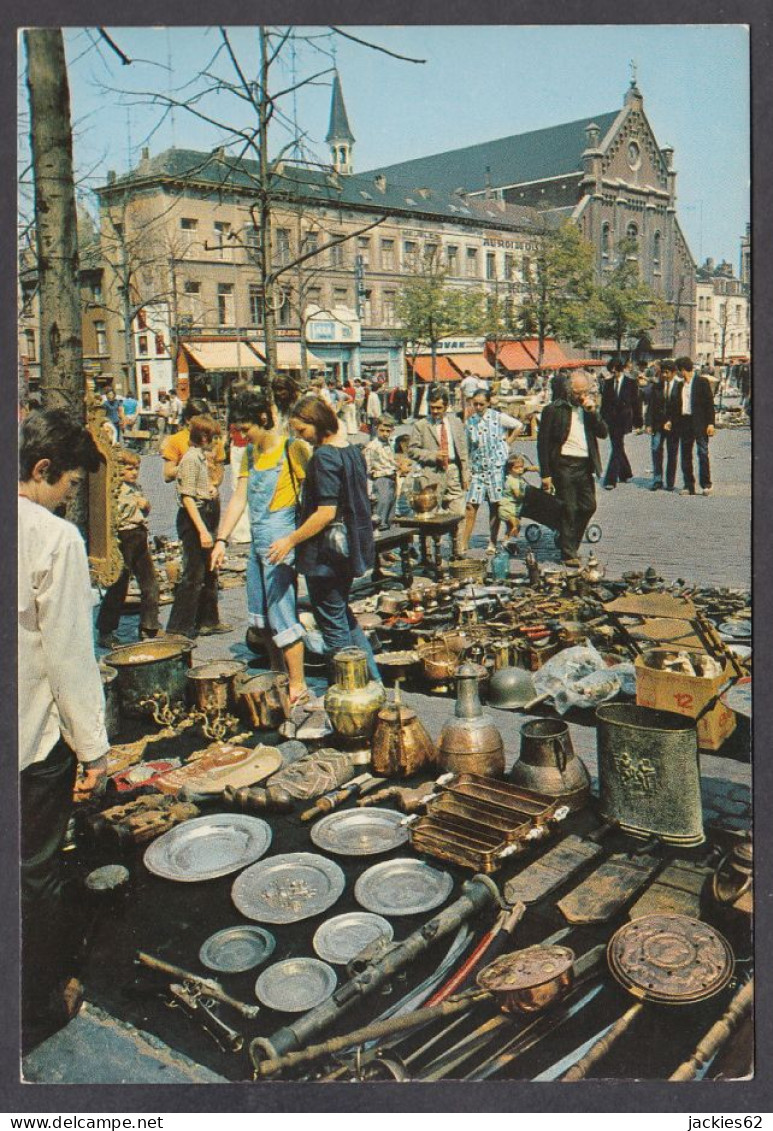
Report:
460,387,524,553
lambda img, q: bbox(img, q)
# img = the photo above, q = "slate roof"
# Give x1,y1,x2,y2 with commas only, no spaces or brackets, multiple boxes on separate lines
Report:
326,72,355,144
97,147,557,233
362,110,620,196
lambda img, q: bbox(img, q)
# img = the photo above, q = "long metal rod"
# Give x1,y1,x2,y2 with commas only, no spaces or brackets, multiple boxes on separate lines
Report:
669,979,754,1081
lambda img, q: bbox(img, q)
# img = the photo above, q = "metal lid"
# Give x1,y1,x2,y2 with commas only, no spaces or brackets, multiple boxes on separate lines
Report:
607,914,734,1004
477,945,575,993
187,660,245,682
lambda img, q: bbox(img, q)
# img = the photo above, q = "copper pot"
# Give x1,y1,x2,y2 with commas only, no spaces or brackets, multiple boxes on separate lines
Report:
477,945,575,1014
187,660,246,713
418,633,468,684
236,671,291,728
510,718,591,810
439,662,505,777
411,482,439,515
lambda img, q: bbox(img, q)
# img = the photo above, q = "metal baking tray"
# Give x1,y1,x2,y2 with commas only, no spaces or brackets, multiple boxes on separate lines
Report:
443,773,561,823
425,793,535,844
409,823,517,873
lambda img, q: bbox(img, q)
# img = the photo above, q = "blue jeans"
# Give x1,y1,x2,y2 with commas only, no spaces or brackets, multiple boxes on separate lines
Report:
305,573,381,682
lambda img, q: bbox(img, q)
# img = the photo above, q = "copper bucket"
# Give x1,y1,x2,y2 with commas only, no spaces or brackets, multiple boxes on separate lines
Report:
187,660,246,713
236,671,292,729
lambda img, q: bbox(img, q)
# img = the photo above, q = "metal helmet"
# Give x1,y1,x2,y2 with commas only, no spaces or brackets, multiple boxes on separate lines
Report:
487,666,537,710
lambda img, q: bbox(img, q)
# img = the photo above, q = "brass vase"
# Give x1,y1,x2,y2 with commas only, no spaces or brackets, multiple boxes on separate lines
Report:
411,481,439,516
371,679,438,778
324,647,386,741
439,662,505,777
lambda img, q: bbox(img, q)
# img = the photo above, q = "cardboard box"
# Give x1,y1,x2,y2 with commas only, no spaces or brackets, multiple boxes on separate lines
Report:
635,649,737,752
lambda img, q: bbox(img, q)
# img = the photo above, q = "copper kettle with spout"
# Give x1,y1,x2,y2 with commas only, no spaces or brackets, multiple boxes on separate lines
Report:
371,679,438,778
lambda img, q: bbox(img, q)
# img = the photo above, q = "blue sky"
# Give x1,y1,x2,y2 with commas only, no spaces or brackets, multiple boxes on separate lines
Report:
23,25,749,269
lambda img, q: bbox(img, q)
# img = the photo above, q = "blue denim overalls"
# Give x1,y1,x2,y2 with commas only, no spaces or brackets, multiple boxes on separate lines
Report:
244,441,304,649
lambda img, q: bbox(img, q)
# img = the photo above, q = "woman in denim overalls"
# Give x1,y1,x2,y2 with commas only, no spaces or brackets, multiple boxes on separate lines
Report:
212,391,311,705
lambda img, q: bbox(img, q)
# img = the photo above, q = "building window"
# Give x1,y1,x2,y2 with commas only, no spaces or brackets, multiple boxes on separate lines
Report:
380,239,395,270
653,230,661,268
383,291,396,326
184,280,201,295
446,245,458,274
362,289,372,324
504,253,515,281
155,333,165,356
214,221,231,258
248,284,264,326
330,235,345,268
217,283,234,326
95,320,107,355
466,247,479,277
277,290,293,328
424,242,439,266
305,287,322,315
626,223,639,257
601,223,611,258
357,236,371,267
403,240,417,269
136,309,147,330
333,287,349,307
138,334,149,356
180,217,198,231
303,230,319,256
140,365,151,385
24,329,36,361
275,227,291,265
245,225,260,255
486,252,497,281
92,281,103,303
141,390,152,410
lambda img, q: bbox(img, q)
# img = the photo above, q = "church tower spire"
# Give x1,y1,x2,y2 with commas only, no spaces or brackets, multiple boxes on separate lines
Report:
326,70,355,175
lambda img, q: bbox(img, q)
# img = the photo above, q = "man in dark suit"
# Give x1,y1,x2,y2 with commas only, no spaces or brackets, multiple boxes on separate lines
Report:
408,382,469,514
600,356,642,489
537,372,608,565
676,356,716,495
645,359,682,491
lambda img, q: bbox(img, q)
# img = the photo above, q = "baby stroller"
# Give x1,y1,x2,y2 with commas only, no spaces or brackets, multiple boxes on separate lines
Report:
519,468,602,548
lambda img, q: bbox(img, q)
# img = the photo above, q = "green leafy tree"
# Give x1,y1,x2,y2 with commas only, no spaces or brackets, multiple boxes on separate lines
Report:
395,256,484,381
516,220,597,367
592,237,671,354
477,289,519,378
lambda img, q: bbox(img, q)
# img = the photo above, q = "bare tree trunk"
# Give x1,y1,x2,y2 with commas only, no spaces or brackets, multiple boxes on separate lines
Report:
25,28,83,420
25,28,88,533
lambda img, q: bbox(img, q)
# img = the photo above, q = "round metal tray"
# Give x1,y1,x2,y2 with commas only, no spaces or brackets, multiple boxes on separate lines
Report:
607,914,734,1005
199,925,276,973
354,858,453,917
312,912,393,965
143,813,272,882
310,808,409,857
231,852,346,923
255,957,337,1012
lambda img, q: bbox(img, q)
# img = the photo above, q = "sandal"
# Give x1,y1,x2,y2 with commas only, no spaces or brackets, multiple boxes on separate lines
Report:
289,688,315,708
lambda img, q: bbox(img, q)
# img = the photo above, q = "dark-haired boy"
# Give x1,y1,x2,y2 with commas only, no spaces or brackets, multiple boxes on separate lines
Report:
18,410,109,1046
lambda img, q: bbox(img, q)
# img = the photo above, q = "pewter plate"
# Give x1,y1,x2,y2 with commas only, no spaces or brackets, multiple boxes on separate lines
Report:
310,808,409,857
312,912,394,965
199,925,276,973
721,676,752,719
354,858,454,917
231,852,346,924
718,620,752,640
255,958,337,1012
143,814,272,882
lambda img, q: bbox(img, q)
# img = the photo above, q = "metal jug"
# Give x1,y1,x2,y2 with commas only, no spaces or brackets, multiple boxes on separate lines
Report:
510,718,590,810
439,662,505,777
324,647,386,741
596,703,704,846
371,679,438,778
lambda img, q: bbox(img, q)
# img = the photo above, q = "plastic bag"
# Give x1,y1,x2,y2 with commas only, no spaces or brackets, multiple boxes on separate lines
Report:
532,644,634,715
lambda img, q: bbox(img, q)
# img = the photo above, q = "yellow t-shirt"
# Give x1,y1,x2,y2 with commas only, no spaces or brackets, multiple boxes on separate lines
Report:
161,428,226,467
239,438,310,512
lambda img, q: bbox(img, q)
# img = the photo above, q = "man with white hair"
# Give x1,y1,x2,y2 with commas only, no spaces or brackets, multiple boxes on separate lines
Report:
537,372,608,566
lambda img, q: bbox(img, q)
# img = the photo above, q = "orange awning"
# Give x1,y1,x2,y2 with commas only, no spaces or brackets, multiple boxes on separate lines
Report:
521,339,571,369
410,356,461,382
447,353,495,379
487,340,538,372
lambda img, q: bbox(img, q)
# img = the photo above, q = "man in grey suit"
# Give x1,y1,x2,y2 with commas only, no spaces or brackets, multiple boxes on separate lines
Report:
408,383,469,515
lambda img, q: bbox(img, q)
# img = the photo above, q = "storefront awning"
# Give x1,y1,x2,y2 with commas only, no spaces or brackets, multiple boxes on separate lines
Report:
487,341,538,372
410,356,461,382
252,342,325,370
180,341,265,372
523,339,571,369
446,353,495,379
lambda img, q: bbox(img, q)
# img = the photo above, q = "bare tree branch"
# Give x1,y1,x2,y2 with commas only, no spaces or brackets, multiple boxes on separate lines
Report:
97,28,132,66
328,27,426,64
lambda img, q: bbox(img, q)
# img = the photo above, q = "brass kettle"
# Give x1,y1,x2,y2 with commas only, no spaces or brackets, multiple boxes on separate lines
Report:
510,718,590,811
371,679,438,778
411,480,439,516
439,662,505,778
